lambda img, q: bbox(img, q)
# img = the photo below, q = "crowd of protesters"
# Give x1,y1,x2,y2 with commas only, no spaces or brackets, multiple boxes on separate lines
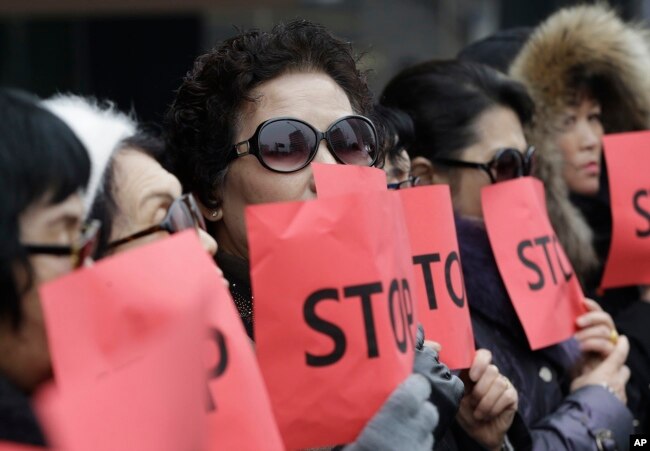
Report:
0,3,649,451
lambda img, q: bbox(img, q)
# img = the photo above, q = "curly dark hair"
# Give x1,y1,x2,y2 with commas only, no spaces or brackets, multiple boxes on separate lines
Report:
164,19,374,209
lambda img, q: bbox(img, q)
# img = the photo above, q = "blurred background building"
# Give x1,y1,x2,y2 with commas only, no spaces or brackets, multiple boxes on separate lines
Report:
0,0,646,124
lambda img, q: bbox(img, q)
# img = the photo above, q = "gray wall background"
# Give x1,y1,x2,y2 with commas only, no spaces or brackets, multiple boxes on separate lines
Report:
0,0,645,122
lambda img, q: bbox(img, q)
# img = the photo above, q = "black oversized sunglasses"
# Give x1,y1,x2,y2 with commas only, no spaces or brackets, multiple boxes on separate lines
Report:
109,193,206,249
233,115,379,173
433,146,536,184
23,219,101,269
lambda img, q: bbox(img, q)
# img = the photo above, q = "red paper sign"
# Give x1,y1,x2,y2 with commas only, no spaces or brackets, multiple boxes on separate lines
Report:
399,186,475,369
35,317,206,451
0,444,46,451
205,270,284,451
312,162,387,196
601,131,650,288
482,177,586,350
313,164,474,369
247,190,417,449
37,232,282,451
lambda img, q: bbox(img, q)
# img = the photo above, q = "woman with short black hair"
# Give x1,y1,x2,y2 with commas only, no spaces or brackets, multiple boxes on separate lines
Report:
381,59,634,450
0,89,93,445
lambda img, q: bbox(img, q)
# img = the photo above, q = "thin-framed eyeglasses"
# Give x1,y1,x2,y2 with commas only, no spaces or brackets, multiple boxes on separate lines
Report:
387,175,421,190
232,115,378,173
433,146,536,184
23,219,101,269
109,193,206,249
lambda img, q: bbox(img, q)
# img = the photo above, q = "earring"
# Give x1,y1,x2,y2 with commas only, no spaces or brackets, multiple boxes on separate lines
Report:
211,210,218,218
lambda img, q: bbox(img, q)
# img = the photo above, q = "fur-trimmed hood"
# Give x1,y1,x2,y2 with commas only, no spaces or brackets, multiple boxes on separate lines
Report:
509,4,650,281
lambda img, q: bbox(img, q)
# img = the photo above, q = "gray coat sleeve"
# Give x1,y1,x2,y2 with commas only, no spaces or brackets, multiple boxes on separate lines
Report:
530,385,634,451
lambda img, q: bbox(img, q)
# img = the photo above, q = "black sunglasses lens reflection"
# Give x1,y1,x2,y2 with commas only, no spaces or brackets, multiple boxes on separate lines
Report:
168,199,198,234
257,117,376,172
259,120,316,172
494,150,523,182
328,118,376,166
187,195,206,231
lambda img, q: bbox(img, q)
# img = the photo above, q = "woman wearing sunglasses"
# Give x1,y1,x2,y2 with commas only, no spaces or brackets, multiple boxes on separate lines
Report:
165,20,453,451
0,89,93,446
91,133,217,258
41,95,218,260
381,59,633,450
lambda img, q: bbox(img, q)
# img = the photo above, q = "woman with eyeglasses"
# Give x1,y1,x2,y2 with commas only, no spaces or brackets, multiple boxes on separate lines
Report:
0,89,94,446
164,20,460,451
90,132,217,259
381,59,633,450
41,95,218,260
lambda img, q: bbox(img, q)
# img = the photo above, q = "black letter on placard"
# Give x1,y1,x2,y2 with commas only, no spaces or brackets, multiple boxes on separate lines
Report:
535,236,557,285
634,189,650,238
206,327,228,412
413,253,441,310
344,282,384,358
401,279,415,349
444,252,465,308
517,240,545,291
551,235,573,282
388,279,408,353
304,288,346,367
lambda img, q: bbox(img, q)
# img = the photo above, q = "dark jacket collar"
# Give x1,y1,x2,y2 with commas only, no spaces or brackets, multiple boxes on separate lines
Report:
0,373,46,446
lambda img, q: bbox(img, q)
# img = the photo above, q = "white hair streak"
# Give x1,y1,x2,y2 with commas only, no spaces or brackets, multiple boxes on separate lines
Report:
41,93,138,214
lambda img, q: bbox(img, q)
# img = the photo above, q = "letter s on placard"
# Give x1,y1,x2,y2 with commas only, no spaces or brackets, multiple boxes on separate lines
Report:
304,288,347,367
634,189,650,238
517,240,545,291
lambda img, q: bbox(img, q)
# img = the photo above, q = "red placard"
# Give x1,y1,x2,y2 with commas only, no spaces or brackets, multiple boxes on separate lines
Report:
399,186,475,369
312,162,387,195
205,269,284,451
0,444,46,451
37,232,282,451
601,131,650,288
313,164,474,369
247,190,417,449
35,316,206,451
482,177,586,350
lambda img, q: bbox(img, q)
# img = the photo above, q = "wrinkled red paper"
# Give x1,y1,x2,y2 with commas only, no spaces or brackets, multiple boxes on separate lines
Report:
205,268,284,451
399,186,475,369
313,164,474,369
601,131,650,288
482,177,586,350
247,189,416,449
37,232,282,451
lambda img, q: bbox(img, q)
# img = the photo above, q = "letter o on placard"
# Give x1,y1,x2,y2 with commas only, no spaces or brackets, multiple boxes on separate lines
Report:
388,279,408,353
445,252,465,308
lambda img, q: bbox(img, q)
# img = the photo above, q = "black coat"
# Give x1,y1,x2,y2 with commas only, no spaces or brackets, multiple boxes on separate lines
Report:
455,216,634,450
0,373,46,446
